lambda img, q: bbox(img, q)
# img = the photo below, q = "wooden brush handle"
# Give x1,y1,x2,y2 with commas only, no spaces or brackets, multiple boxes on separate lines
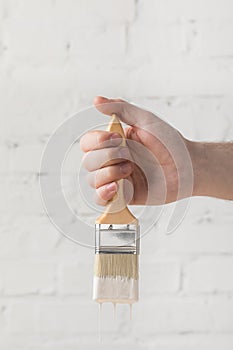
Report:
95,114,137,225
105,114,127,212
106,114,126,146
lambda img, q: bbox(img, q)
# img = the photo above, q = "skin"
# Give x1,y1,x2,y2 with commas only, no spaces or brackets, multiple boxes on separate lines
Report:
80,96,233,206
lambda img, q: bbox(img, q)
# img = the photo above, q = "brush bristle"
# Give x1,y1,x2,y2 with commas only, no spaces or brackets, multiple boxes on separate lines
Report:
94,254,139,280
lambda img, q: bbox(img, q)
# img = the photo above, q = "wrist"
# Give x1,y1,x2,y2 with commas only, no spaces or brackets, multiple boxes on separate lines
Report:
185,140,210,197
186,140,233,200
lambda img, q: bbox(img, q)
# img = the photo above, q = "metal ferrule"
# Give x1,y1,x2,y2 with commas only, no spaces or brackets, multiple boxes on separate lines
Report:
95,224,140,254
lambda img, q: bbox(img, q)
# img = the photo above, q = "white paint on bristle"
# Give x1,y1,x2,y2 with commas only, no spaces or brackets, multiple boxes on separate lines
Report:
93,276,138,304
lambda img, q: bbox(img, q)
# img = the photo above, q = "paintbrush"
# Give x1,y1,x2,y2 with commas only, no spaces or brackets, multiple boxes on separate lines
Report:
93,114,140,305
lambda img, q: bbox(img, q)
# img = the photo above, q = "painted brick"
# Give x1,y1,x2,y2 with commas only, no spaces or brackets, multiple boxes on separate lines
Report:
129,58,233,97
133,297,233,334
1,262,56,295
194,22,233,57
137,0,233,23
5,18,125,64
0,214,60,258
132,297,213,334
140,261,180,294
141,197,233,255
38,302,116,333
52,0,135,25
148,335,233,350
58,263,93,296
128,23,185,59
8,303,37,333
184,257,233,293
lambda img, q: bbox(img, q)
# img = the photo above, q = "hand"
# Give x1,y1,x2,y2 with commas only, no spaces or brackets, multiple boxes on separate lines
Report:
80,96,194,206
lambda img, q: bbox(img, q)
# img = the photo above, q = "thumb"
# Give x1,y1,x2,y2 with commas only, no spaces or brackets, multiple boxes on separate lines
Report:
94,96,152,127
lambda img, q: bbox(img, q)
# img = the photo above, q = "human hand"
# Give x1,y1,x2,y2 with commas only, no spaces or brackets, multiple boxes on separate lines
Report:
80,96,195,206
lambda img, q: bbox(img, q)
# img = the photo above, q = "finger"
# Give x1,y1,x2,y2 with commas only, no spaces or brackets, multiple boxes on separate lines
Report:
83,146,132,172
95,178,134,206
95,182,118,206
87,162,133,189
94,96,154,127
80,130,122,152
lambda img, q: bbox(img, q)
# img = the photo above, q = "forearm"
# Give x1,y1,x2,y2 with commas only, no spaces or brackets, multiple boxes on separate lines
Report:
188,141,233,200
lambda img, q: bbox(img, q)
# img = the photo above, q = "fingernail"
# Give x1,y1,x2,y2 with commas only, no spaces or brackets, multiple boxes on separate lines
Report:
106,182,117,193
119,147,130,160
120,162,131,175
110,133,121,146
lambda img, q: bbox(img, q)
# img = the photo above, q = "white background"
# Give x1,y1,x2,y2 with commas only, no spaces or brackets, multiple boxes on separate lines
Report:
0,0,233,349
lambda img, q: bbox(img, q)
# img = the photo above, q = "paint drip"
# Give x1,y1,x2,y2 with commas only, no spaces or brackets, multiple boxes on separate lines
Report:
98,303,102,343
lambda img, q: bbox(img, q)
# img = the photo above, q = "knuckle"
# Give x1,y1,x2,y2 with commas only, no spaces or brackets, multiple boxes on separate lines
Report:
106,148,113,161
95,191,107,206
97,187,106,200
82,152,91,170
106,147,117,162
96,133,102,147
96,132,108,148
105,166,113,180
87,173,96,188
79,135,86,151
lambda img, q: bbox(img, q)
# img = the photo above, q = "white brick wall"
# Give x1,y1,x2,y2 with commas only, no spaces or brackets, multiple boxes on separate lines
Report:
183,257,233,293
1,0,233,349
